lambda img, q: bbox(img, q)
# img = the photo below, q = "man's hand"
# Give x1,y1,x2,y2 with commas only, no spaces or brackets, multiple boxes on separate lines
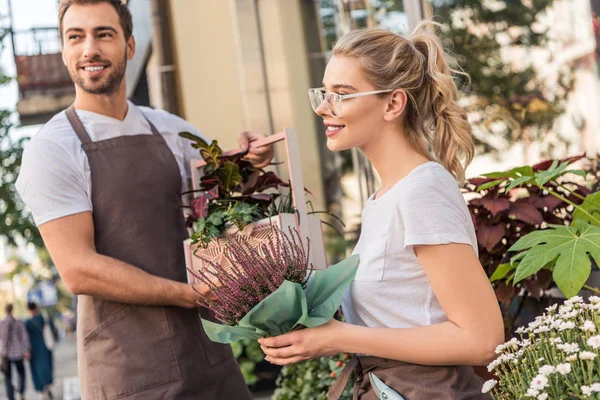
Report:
237,131,274,169
24,351,31,361
176,282,217,309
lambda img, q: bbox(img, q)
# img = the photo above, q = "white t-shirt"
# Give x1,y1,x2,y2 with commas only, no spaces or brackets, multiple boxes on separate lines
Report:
342,162,478,329
15,101,208,226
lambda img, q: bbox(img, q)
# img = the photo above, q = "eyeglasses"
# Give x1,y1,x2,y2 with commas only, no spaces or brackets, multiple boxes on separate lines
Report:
307,88,395,117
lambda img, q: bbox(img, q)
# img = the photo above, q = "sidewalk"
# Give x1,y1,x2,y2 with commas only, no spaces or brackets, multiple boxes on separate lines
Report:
0,337,79,400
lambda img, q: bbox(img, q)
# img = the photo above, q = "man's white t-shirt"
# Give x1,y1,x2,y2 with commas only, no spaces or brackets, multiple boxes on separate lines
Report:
16,101,208,226
342,162,478,329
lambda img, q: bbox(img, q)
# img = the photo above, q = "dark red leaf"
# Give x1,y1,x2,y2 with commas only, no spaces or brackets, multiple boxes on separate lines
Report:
527,194,564,212
495,283,517,306
537,269,553,290
477,224,506,252
470,198,510,216
242,171,289,195
509,202,543,225
523,278,543,300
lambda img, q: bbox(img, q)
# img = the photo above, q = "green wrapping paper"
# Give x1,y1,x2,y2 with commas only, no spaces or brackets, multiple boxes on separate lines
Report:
200,254,360,343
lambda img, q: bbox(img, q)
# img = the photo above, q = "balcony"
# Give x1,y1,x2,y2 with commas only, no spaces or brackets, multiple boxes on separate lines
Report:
12,27,75,126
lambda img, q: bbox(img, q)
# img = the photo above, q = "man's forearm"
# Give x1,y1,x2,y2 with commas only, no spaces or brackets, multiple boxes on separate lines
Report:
66,252,187,306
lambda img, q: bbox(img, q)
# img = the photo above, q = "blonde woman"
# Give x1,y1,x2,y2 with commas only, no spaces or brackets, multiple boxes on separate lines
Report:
259,22,504,399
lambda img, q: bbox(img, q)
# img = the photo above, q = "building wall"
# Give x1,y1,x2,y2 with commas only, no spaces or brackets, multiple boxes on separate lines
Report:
167,0,325,209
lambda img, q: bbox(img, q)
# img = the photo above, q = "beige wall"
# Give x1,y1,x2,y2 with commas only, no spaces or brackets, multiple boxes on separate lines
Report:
168,0,325,209
169,0,246,150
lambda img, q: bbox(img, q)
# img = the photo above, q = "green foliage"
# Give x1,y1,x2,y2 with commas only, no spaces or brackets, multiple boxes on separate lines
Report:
0,24,42,248
272,354,355,400
431,0,573,154
480,156,600,299
231,338,266,386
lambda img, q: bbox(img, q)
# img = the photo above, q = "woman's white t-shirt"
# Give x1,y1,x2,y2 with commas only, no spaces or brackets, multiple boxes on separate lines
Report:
342,162,478,329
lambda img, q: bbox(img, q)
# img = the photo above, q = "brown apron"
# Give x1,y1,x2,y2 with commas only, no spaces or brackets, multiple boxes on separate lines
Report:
66,105,251,400
327,356,490,400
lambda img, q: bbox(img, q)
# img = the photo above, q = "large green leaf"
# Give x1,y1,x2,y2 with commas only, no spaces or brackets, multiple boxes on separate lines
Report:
490,263,516,282
573,191,600,227
217,161,243,194
534,160,569,186
511,221,600,298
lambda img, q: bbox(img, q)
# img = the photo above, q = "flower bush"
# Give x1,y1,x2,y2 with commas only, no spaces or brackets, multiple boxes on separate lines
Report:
484,296,600,398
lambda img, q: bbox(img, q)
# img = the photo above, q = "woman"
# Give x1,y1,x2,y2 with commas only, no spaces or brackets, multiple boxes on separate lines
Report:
259,21,504,399
25,303,54,400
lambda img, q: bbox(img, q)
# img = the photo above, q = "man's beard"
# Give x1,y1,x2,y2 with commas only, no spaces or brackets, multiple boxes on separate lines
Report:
70,55,126,96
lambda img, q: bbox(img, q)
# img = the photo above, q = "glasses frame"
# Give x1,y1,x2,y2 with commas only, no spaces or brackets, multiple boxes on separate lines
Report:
307,88,395,117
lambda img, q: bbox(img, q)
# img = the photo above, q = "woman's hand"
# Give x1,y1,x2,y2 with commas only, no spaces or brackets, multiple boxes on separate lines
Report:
258,319,345,365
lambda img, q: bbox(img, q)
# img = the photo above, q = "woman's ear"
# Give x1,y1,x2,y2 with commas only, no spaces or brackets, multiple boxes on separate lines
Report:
383,89,408,122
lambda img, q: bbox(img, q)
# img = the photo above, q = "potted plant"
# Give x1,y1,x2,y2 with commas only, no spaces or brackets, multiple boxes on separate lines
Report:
465,155,599,338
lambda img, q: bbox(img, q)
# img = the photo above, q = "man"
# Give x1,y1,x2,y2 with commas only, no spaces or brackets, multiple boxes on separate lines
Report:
16,0,272,398
25,303,54,400
0,304,30,400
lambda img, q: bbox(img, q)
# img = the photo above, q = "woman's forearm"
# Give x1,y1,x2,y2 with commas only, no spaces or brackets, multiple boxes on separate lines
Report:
337,321,498,366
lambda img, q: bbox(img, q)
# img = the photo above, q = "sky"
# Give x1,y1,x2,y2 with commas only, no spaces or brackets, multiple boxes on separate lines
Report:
0,0,59,136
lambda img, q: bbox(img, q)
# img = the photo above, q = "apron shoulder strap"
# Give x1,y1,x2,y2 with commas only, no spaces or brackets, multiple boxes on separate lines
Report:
66,105,93,144
138,109,160,136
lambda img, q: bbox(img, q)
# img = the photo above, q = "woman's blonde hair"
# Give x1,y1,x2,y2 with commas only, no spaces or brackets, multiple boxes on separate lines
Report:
332,20,474,183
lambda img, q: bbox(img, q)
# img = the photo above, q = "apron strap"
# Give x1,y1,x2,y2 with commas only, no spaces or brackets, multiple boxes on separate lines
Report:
327,356,359,400
66,105,92,144
140,112,160,136
66,105,161,143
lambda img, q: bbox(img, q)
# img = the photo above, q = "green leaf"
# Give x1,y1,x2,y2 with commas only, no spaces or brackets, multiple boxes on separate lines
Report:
512,222,600,298
476,179,504,191
505,176,533,192
534,160,569,186
217,162,243,193
507,165,535,178
564,169,587,179
573,191,600,227
490,263,516,282
482,171,511,179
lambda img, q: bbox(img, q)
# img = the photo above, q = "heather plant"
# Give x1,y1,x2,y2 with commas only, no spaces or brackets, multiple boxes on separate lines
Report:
189,226,313,326
483,296,600,398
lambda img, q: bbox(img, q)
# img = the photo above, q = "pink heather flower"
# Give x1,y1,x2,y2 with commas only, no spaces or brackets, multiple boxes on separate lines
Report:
188,226,313,326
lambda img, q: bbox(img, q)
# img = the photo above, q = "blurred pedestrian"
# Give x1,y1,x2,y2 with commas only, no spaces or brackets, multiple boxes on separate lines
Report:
25,303,54,399
0,304,30,400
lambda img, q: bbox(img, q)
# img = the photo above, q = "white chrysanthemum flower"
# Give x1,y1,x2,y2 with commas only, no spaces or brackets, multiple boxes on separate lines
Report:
537,393,548,400
487,359,500,372
516,326,526,334
525,388,539,397
530,374,549,390
591,382,600,392
495,343,506,354
557,343,579,354
551,319,564,329
546,304,558,312
582,321,596,332
559,305,573,315
562,310,580,319
538,357,545,362
535,326,551,333
587,336,600,349
567,355,578,362
551,337,563,344
591,303,600,310
570,296,583,303
559,321,576,331
582,385,592,395
580,351,597,361
481,379,497,393
589,296,600,303
538,365,555,375
556,363,572,375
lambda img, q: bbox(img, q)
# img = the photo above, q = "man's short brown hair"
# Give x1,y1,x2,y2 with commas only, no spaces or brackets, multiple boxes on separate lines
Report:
59,0,133,42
